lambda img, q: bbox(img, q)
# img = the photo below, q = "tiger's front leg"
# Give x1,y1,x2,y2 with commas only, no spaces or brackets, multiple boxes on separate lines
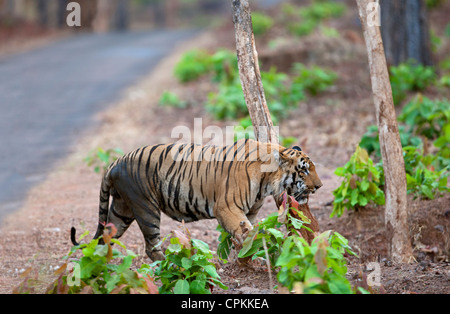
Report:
214,204,253,246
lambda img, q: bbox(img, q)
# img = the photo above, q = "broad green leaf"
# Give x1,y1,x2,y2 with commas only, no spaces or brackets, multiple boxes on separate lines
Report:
420,185,435,199
238,238,263,258
181,257,192,270
358,194,368,207
203,265,219,279
238,228,258,257
360,180,370,192
191,239,209,253
174,279,190,294
350,189,359,206
190,279,207,294
267,228,284,242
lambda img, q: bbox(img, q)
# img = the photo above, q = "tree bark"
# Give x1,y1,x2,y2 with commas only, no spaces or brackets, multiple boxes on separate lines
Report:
380,0,433,66
230,0,278,144
356,0,413,263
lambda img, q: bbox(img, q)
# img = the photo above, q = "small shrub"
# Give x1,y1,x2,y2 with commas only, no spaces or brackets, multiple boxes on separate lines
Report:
158,91,187,108
84,147,124,174
216,190,359,294
403,146,449,200
48,224,158,294
142,230,228,294
434,123,450,170
209,49,238,83
298,1,347,21
206,80,247,120
291,63,337,95
389,62,436,105
398,95,450,140
332,146,385,218
359,124,423,159
174,49,212,83
276,230,357,294
285,0,347,37
289,18,319,37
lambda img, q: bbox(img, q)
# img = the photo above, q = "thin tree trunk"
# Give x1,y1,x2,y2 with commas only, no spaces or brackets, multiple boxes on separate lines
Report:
230,0,278,144
230,0,319,245
93,0,111,33
356,0,413,263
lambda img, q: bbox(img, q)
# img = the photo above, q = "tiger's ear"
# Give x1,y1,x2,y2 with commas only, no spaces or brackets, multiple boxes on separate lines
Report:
274,149,293,167
292,146,302,151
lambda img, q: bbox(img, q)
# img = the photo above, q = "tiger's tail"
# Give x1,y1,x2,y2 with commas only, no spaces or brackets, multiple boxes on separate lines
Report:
71,171,112,246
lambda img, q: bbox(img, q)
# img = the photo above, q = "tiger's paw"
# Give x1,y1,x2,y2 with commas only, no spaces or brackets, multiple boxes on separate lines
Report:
149,250,165,262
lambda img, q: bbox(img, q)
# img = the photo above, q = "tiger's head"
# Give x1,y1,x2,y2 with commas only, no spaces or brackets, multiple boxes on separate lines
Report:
272,145,322,204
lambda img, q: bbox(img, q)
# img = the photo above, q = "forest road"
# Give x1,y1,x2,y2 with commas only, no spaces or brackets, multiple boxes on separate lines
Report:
0,29,199,224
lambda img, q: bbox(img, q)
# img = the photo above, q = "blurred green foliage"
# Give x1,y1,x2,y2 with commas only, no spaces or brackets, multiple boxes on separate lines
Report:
389,61,437,105
170,49,337,123
251,12,274,36
282,0,347,37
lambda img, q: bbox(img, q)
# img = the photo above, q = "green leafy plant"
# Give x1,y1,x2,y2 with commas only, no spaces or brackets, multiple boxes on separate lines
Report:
158,91,188,108
173,49,336,123
206,66,305,123
291,63,337,95
403,146,449,199
174,49,212,83
48,224,158,294
84,147,124,174
299,1,347,21
209,49,239,83
398,95,450,140
276,230,357,294
215,190,359,294
389,62,436,105
359,124,423,159
285,0,346,37
434,123,450,170
217,192,313,263
238,194,314,266
289,18,319,37
332,146,385,218
143,229,228,294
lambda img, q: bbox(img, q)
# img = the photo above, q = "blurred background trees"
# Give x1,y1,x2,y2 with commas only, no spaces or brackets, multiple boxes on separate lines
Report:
380,0,433,66
0,0,229,32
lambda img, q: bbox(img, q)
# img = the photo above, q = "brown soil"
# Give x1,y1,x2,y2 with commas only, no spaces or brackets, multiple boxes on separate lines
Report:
1,3,449,294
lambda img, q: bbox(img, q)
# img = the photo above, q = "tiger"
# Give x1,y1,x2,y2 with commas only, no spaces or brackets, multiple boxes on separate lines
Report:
71,138,322,261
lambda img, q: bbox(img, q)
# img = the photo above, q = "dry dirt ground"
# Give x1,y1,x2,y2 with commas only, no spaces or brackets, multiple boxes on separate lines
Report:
1,5,449,294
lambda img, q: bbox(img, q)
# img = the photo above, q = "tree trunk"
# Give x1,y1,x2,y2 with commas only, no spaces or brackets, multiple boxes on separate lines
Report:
93,0,111,33
37,0,48,27
57,0,68,28
230,0,278,144
230,0,319,244
114,0,129,31
380,0,433,66
356,0,413,263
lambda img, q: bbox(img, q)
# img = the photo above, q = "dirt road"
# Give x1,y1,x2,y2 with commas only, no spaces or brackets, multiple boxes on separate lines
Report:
0,29,198,223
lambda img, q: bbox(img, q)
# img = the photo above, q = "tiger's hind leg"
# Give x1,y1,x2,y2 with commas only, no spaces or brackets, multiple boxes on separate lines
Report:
118,195,164,262
133,206,165,262
107,190,135,239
